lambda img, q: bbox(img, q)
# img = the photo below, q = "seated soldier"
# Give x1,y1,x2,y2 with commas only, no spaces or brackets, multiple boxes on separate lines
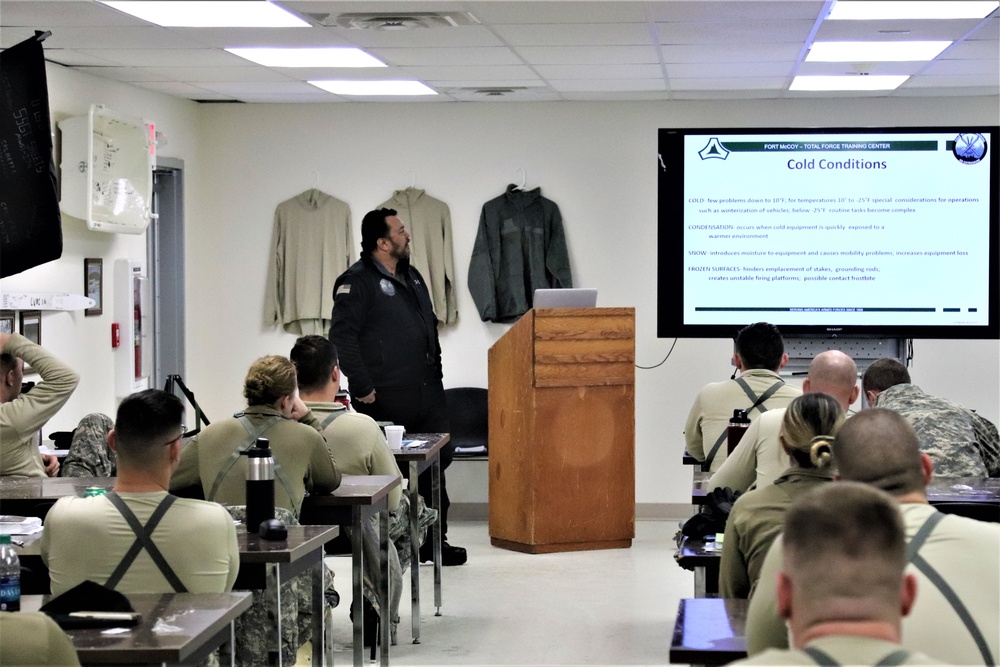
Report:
291,335,438,645
0,332,79,478
747,408,1000,665
730,483,939,666
170,355,341,664
0,611,81,666
685,322,801,472
41,389,239,595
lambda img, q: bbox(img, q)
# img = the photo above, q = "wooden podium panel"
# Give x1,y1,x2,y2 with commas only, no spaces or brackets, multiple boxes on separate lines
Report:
488,308,635,553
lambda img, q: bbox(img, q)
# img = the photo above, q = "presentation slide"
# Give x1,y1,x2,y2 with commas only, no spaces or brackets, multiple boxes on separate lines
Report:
680,130,993,328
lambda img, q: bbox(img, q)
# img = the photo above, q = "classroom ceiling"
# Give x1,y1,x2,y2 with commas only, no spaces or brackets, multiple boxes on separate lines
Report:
1,0,998,103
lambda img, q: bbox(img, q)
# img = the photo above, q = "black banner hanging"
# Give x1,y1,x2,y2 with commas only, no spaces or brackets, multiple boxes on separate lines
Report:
0,32,62,279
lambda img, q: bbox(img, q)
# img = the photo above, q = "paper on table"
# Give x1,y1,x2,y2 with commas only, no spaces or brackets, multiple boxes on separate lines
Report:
400,439,427,449
0,515,43,535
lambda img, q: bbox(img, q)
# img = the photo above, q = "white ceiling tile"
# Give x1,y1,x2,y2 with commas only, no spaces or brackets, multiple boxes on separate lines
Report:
895,85,998,96
199,81,327,95
39,26,207,50
901,73,1000,88
82,48,248,67
514,45,659,65
429,79,547,88
400,65,538,81
73,66,174,82
666,61,796,78
0,1,149,27
142,66,299,83
656,20,817,44
549,78,666,92
943,40,1000,59
468,2,651,24
969,16,999,40
493,23,653,47
660,42,804,63
670,76,788,91
42,49,119,66
163,27,360,50
671,89,785,100
229,94,341,103
534,63,662,79
129,80,223,98
447,90,563,102
647,2,824,22
1,28,34,48
921,58,1000,75
269,66,408,81
560,91,672,101
371,47,522,66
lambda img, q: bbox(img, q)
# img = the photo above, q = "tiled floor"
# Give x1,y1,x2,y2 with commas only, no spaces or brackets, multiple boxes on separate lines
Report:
311,518,695,666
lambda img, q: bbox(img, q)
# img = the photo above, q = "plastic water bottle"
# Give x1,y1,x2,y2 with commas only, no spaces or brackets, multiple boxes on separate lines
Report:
0,534,20,612
245,437,276,534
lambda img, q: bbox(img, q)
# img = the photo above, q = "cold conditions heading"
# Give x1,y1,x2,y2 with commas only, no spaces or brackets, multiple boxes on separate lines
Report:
787,158,887,170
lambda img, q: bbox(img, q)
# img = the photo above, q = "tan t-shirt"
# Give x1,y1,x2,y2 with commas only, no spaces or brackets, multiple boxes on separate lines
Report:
41,491,239,595
0,611,81,666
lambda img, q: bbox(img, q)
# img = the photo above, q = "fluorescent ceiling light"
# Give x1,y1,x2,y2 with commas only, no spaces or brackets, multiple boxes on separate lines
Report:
100,1,310,28
309,80,437,96
790,75,910,91
227,48,385,68
807,41,951,61
827,1,999,20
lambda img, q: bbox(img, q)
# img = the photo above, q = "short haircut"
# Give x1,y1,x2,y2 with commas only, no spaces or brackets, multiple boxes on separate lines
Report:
244,355,297,407
290,335,339,393
0,352,17,375
807,350,858,396
779,393,844,469
360,208,397,255
862,358,911,395
734,322,785,370
114,389,185,467
783,482,906,611
834,408,925,496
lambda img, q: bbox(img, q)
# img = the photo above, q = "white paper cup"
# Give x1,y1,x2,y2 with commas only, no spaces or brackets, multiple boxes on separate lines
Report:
385,425,405,450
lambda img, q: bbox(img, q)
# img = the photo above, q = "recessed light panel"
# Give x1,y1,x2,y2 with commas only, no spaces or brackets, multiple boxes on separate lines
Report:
827,1,999,20
100,1,310,28
790,75,910,91
227,48,385,68
309,80,438,96
807,41,952,61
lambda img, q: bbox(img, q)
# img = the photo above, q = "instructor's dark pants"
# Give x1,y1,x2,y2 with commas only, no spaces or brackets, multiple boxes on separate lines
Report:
355,380,454,539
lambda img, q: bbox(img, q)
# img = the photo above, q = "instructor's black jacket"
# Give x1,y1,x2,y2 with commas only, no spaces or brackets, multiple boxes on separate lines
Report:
329,255,442,399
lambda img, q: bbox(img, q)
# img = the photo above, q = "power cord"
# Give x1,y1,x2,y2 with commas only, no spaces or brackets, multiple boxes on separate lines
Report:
635,337,678,370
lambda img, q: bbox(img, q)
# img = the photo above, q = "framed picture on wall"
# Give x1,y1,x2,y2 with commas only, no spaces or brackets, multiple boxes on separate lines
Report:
0,311,14,335
19,311,41,374
85,257,103,316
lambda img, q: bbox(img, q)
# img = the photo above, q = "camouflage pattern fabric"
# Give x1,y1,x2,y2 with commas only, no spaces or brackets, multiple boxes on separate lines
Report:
225,505,337,665
876,383,1000,478
61,413,115,477
390,492,438,573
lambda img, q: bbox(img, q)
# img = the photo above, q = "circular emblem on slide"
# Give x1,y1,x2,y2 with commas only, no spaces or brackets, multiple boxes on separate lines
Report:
952,133,987,165
379,278,395,296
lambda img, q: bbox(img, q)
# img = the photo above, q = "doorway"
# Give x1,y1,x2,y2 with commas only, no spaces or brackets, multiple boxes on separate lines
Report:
147,157,185,390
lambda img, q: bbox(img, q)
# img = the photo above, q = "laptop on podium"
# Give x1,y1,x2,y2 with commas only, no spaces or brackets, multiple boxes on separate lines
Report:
532,288,598,309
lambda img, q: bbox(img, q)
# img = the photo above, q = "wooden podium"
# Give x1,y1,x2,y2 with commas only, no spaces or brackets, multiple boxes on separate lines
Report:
488,307,635,554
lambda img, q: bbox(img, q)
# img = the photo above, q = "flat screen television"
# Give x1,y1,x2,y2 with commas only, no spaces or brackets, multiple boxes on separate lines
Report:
658,126,999,340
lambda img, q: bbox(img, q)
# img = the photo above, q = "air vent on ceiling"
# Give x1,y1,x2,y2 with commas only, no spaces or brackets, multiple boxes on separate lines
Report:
447,87,533,97
307,11,480,30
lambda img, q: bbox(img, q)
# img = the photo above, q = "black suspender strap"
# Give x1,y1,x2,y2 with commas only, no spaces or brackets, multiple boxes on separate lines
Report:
703,378,786,470
876,650,912,666
735,377,786,415
206,414,282,502
802,646,839,666
104,492,188,593
320,409,346,430
905,510,994,666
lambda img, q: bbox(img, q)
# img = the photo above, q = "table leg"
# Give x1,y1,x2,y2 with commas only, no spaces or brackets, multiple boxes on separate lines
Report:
351,507,364,667
694,566,706,598
311,549,326,667
432,457,442,615
408,461,421,643
379,503,390,667
229,620,235,666
275,564,284,667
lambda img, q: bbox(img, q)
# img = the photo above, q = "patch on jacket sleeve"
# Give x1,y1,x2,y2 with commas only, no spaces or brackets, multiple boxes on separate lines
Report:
336,284,351,295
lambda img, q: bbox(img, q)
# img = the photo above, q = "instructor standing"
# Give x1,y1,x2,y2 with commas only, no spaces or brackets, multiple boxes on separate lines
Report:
329,208,466,565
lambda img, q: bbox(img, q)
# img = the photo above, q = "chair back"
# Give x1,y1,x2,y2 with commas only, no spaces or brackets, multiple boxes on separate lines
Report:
444,387,488,455
933,501,999,523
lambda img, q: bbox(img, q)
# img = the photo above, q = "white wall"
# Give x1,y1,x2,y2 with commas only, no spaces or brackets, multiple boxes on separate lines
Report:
188,97,1000,505
0,63,199,432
